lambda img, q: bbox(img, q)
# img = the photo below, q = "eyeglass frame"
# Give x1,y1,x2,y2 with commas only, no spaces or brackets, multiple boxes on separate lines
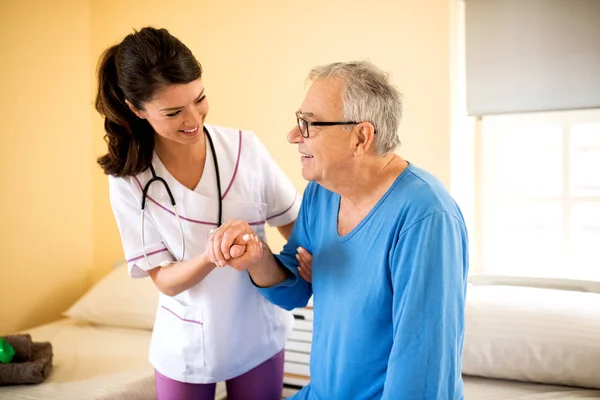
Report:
295,111,361,138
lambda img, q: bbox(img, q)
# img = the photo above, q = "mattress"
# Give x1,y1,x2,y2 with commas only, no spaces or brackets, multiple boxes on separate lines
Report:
0,318,226,400
463,376,600,399
280,377,600,399
2,318,597,399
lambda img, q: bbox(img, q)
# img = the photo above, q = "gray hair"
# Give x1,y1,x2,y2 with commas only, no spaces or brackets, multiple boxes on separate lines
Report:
307,61,403,155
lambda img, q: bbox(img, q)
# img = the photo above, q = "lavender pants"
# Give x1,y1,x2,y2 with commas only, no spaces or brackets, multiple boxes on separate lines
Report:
155,349,285,400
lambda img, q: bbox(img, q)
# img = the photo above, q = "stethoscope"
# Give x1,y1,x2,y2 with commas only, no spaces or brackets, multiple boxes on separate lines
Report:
140,127,222,267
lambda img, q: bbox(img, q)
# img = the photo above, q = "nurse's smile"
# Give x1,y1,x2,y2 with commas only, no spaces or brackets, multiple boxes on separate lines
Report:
179,126,199,137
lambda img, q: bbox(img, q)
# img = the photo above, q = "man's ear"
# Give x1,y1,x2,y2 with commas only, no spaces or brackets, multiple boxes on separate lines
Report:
354,122,376,156
125,99,145,119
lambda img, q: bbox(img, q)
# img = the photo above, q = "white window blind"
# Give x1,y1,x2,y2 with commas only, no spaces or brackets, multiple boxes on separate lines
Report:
465,0,600,115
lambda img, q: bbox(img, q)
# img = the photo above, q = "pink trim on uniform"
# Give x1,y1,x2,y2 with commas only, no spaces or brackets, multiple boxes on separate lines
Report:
127,248,169,263
161,306,203,325
132,148,265,227
134,176,217,226
267,194,299,220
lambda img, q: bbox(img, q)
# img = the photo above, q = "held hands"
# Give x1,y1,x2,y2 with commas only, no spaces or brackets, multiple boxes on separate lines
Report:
205,219,314,283
205,220,263,271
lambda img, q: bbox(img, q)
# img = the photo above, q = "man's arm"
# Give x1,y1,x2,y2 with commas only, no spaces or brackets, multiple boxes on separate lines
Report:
383,211,468,400
246,241,292,287
255,227,313,310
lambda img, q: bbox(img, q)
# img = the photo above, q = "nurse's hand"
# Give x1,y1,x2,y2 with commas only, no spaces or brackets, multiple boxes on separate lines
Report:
227,232,263,271
206,220,263,270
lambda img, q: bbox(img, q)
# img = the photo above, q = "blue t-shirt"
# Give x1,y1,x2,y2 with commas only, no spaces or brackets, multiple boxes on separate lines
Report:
258,164,469,400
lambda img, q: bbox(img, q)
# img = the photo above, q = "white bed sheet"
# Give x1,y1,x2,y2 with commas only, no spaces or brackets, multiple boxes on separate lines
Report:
464,376,600,399
280,377,600,399
4,318,597,400
0,318,226,400
0,318,154,400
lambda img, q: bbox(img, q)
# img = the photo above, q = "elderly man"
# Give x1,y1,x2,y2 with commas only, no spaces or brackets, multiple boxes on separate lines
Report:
207,61,469,400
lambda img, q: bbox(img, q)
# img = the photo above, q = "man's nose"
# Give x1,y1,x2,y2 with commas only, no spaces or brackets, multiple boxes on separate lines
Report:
287,124,303,144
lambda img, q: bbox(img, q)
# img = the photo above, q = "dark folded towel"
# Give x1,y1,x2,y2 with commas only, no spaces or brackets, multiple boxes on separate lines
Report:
2,334,32,362
0,342,53,385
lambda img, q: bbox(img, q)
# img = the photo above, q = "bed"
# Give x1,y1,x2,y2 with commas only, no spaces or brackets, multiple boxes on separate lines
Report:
0,262,227,400
463,376,600,399
460,275,600,399
0,318,155,400
283,275,600,399
1,264,599,399
281,377,600,399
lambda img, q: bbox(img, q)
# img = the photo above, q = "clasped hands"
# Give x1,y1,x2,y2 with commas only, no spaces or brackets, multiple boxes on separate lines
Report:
205,220,263,271
205,219,313,283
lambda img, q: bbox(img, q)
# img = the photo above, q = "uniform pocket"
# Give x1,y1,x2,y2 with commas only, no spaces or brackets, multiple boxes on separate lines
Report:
153,296,206,374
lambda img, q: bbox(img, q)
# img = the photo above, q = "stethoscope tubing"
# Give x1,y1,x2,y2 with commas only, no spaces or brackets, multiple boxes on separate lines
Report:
140,128,222,267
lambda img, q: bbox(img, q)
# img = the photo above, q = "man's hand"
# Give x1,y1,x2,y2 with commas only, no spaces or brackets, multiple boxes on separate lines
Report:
296,247,312,283
205,219,263,271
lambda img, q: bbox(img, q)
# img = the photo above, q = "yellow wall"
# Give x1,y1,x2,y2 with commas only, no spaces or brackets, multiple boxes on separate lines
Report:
1,0,453,332
0,1,93,333
91,0,453,267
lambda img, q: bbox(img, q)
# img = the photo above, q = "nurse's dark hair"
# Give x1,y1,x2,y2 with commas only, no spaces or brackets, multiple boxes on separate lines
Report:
95,27,202,176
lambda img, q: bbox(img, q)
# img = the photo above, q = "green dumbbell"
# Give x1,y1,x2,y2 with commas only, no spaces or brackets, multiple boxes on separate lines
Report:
0,337,15,364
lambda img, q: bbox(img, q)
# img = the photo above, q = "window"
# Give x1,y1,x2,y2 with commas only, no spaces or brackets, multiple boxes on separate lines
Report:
477,110,600,281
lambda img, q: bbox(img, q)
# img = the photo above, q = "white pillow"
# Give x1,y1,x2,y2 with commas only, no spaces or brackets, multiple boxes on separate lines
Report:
64,261,158,330
462,285,600,389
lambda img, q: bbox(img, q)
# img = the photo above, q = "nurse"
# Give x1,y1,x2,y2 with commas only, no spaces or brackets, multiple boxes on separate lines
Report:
95,27,304,400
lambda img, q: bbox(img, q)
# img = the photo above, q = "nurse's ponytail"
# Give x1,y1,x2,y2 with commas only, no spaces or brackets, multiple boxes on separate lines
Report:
95,44,154,176
95,27,202,177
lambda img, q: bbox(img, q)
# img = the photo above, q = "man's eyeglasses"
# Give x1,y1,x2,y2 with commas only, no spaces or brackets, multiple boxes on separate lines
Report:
296,111,359,138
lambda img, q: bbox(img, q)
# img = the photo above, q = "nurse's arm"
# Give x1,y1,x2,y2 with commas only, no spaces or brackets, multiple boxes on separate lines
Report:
276,220,295,240
147,253,216,297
